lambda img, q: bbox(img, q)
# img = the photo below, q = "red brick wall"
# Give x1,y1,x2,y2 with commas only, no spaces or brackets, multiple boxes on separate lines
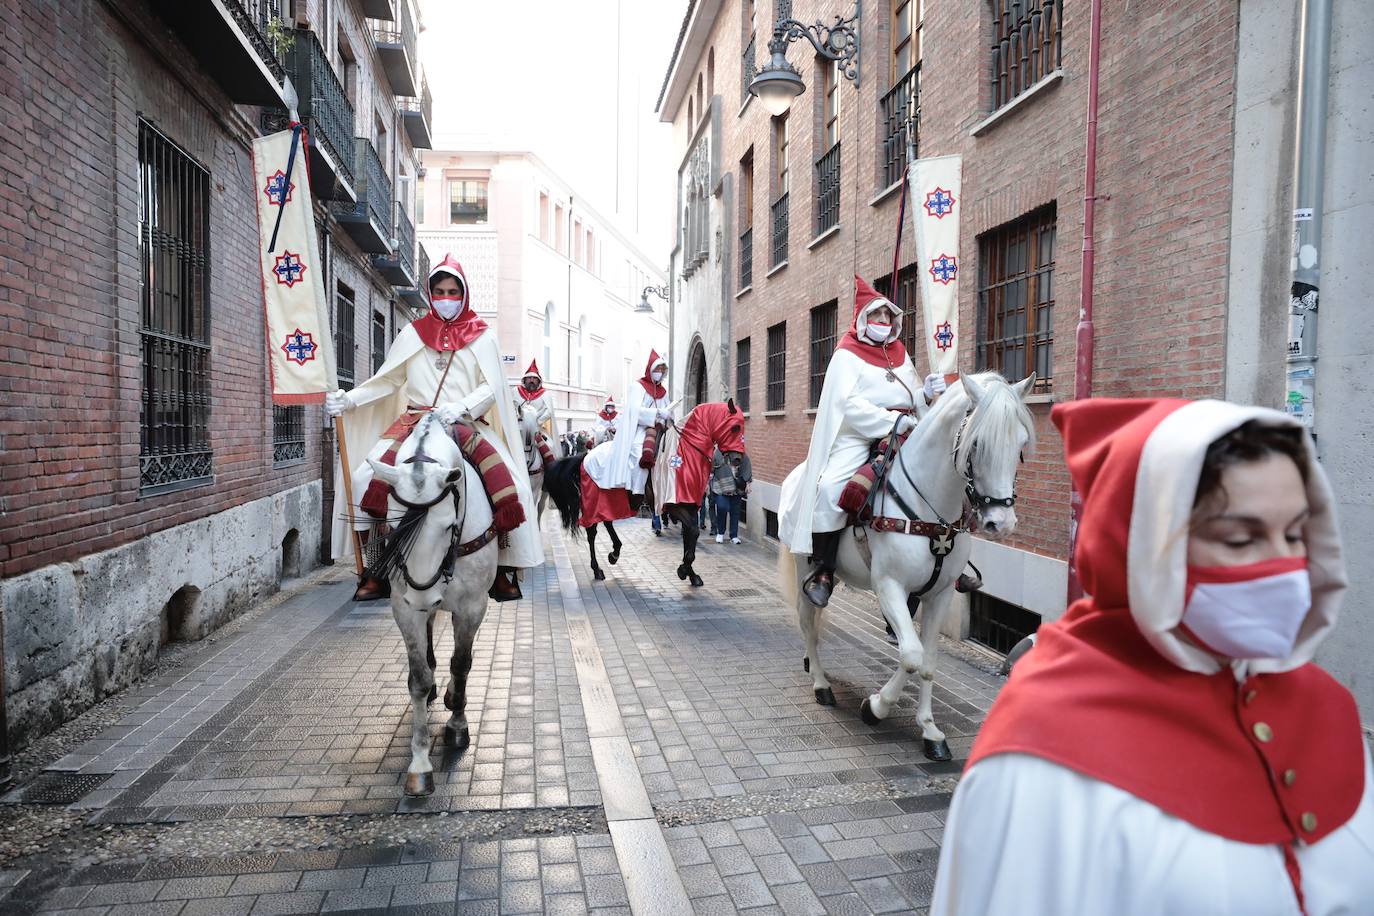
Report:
0,0,324,578
669,0,1237,564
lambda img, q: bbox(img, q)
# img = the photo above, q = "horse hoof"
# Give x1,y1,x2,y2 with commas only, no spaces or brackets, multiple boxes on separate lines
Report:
802,657,810,673
427,684,438,706
443,684,455,711
445,724,470,750
814,687,836,706
677,565,689,581
403,771,435,797
689,574,704,587
593,568,606,581
922,738,953,762
608,549,620,565
860,697,882,726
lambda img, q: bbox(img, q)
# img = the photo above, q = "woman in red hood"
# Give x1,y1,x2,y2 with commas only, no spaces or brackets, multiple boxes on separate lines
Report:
932,399,1373,915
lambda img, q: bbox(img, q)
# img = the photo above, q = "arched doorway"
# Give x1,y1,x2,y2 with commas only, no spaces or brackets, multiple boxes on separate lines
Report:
687,339,709,408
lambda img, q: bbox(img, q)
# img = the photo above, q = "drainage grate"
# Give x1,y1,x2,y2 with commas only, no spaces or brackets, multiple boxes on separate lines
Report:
720,588,760,598
19,771,112,805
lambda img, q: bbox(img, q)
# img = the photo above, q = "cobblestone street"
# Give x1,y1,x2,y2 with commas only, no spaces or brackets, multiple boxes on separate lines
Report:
0,518,1006,916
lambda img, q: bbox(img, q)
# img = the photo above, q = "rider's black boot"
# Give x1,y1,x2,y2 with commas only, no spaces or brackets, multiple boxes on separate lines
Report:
488,566,522,602
802,530,843,608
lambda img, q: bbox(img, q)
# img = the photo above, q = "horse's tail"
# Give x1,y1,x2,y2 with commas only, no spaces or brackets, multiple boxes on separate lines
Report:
544,455,584,538
778,545,800,608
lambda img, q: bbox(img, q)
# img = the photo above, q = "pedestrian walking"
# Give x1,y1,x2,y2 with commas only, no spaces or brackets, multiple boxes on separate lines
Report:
711,446,751,544
931,398,1374,914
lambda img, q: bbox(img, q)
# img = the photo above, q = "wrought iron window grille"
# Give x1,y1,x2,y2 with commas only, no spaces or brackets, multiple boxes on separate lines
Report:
990,0,1062,111
879,64,920,190
739,227,753,289
336,284,357,389
272,405,306,465
809,300,838,408
138,119,213,496
815,142,841,236
735,337,752,413
766,321,787,411
976,205,1056,392
771,192,789,268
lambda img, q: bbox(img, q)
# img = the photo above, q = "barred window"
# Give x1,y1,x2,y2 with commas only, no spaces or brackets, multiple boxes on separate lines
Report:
892,0,924,81
336,282,356,388
138,119,212,495
735,337,751,413
272,405,305,466
739,150,754,290
976,204,1055,392
771,115,790,267
809,301,837,408
766,321,786,411
990,0,1062,110
873,266,920,360
371,310,386,374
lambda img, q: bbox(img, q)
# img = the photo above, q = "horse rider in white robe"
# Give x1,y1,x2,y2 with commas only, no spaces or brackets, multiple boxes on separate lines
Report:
592,397,619,445
584,350,672,497
326,253,543,602
779,275,946,607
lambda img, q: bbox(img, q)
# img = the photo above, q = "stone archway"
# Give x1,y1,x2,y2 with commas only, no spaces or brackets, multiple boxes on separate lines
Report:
686,338,709,409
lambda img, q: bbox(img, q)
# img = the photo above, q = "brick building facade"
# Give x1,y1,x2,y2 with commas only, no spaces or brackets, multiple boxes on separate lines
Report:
658,0,1240,642
0,0,433,748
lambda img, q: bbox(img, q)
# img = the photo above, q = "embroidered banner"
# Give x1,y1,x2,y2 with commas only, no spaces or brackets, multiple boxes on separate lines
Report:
253,126,337,404
910,154,962,378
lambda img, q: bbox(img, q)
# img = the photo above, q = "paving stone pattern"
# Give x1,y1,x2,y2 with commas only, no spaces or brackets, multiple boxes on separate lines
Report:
0,517,1006,914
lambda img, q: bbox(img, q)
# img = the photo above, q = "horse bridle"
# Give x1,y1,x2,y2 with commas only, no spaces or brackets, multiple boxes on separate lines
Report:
950,411,1019,511
516,401,543,476
386,470,495,592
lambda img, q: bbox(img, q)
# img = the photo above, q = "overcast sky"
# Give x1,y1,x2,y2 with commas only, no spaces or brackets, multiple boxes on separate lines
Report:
418,0,684,266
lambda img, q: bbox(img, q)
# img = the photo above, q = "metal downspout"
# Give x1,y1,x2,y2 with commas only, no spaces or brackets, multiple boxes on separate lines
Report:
1066,0,1104,604
1286,0,1332,444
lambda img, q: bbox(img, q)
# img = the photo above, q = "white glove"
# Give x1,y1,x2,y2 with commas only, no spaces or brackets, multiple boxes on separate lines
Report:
656,408,673,421
896,414,918,436
325,389,352,418
434,403,465,425
923,373,947,402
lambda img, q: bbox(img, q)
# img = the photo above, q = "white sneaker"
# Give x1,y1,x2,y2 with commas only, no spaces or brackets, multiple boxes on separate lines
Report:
731,537,741,545
715,534,724,544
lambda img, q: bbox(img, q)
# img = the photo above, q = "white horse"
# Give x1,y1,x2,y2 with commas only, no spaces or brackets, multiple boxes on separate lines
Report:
779,372,1035,761
515,399,547,522
366,414,497,796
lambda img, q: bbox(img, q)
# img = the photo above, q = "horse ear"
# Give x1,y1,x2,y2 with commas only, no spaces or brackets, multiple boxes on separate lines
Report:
963,373,987,406
1013,373,1037,399
368,458,401,486
727,397,737,414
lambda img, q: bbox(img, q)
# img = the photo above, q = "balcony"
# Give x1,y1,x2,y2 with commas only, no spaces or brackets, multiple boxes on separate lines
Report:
279,29,357,201
332,138,393,254
372,206,416,286
370,0,418,97
359,0,394,18
399,76,433,149
880,65,920,190
398,243,431,311
151,0,287,106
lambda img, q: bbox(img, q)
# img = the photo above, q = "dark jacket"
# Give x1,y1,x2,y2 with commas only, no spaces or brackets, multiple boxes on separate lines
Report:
710,448,752,496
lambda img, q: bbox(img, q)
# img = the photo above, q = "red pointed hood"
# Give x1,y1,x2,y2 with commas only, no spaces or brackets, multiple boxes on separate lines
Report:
639,349,667,399
411,253,488,351
598,398,617,421
836,274,908,369
517,359,546,402
967,398,1361,849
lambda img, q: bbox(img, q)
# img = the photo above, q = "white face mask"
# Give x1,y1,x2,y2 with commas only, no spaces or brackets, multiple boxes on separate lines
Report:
1180,558,1311,660
651,369,665,383
432,296,463,320
865,323,892,344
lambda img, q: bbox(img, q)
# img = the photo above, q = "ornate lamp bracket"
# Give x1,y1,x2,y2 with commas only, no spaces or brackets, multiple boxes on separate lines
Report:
770,1,862,88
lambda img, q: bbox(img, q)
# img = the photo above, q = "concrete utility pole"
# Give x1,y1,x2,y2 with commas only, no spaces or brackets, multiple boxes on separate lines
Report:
1285,0,1333,444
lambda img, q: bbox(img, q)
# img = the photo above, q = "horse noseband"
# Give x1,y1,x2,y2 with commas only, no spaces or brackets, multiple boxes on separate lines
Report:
966,483,1016,509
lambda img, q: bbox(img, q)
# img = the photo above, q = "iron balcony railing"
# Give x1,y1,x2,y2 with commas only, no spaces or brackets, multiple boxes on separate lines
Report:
285,28,356,189
815,142,841,236
739,227,753,289
224,0,287,81
358,138,391,234
991,0,1062,110
880,64,920,190
394,205,415,279
398,74,433,147
771,192,789,269
741,33,757,105
370,0,418,95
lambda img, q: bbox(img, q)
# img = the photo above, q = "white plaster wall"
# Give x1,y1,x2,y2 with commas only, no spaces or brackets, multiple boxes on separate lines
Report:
1228,0,1374,720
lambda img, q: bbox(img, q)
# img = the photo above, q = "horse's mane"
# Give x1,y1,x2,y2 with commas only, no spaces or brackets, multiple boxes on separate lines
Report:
923,372,1036,470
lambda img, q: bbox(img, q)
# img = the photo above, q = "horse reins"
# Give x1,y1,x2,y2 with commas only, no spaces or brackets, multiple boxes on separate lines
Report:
387,475,496,592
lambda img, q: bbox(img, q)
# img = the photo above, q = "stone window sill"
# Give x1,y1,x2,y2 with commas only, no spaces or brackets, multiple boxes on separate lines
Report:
869,179,904,207
762,410,787,418
765,260,789,278
970,70,1064,137
807,225,841,250
735,284,753,300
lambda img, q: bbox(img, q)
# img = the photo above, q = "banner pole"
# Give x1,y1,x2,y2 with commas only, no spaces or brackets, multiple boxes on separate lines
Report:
335,415,364,577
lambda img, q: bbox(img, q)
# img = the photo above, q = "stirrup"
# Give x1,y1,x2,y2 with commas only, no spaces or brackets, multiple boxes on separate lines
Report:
353,575,390,602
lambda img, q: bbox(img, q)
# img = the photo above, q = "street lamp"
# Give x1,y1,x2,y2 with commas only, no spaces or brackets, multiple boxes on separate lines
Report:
748,2,862,117
637,284,669,314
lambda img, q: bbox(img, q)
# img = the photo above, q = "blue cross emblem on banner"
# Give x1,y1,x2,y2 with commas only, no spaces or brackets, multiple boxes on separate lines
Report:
929,254,958,285
273,251,307,287
280,329,318,366
923,187,955,219
263,170,295,207
933,322,955,351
